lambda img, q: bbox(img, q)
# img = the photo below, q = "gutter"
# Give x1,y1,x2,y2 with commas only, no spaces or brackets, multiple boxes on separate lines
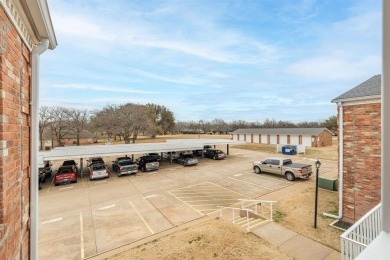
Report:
323,102,343,219
30,38,49,260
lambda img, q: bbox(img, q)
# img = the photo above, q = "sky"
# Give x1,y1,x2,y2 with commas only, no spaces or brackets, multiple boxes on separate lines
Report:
41,0,382,123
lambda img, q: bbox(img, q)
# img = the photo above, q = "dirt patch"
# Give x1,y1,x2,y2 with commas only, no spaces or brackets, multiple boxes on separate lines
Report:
108,219,293,260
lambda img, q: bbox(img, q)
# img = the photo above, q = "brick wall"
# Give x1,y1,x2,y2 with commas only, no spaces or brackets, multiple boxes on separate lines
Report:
341,103,381,223
312,131,333,147
0,6,32,259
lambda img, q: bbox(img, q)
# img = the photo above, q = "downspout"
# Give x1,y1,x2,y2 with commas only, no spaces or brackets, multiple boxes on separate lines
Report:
323,102,343,219
30,38,49,260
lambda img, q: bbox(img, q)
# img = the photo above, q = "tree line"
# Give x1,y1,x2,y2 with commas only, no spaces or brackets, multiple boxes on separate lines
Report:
39,103,337,149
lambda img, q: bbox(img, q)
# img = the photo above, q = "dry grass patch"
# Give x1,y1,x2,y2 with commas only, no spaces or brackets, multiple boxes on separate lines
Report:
108,219,293,260
273,187,342,251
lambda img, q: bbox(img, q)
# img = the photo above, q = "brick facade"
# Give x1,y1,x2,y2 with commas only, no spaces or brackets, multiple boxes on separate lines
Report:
0,6,32,259
312,131,333,147
341,102,381,223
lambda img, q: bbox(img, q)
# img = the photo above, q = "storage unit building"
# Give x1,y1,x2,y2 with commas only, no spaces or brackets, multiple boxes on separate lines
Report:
231,128,334,147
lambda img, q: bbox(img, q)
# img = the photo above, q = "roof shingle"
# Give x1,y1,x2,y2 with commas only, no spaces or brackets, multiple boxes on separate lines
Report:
331,75,381,103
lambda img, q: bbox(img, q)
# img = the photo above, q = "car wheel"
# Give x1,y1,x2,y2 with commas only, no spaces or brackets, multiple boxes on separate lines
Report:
54,183,59,186
141,167,145,172
285,172,295,181
254,166,261,174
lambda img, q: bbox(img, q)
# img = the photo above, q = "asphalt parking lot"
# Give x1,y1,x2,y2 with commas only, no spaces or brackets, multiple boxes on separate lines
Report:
38,146,337,259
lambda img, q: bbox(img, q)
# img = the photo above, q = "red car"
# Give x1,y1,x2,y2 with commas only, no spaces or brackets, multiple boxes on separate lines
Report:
54,165,77,186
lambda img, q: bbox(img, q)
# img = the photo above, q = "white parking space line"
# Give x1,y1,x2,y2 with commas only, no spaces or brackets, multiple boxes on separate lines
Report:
94,180,108,184
184,199,242,203
80,212,84,260
143,194,159,199
228,177,275,191
59,186,74,190
98,204,116,211
234,174,243,177
129,201,154,234
41,217,63,225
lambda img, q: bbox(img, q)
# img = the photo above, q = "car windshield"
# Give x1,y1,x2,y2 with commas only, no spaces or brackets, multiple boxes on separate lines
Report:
181,154,194,159
283,159,292,165
63,160,76,166
118,160,133,166
215,150,224,154
92,165,106,171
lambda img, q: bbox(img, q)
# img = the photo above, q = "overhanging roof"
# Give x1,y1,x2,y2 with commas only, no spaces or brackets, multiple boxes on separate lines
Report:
231,128,334,136
41,139,243,161
331,75,381,103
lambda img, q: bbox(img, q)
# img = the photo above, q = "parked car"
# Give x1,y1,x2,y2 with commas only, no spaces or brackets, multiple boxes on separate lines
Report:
204,149,226,160
62,160,78,172
252,157,313,181
42,161,53,178
162,152,180,161
176,154,198,166
87,157,104,167
144,153,161,161
54,165,77,186
136,156,159,172
193,145,213,156
38,168,46,190
89,163,109,180
112,157,138,176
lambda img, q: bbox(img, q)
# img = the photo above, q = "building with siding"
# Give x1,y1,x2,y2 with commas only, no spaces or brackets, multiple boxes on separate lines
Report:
331,74,381,224
231,128,334,147
0,1,56,259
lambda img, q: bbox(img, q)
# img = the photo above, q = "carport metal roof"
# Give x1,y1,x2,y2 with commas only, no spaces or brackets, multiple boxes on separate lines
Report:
41,139,242,161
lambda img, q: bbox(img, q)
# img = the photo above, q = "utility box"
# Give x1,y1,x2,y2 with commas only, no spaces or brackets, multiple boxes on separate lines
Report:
282,145,297,155
318,177,338,191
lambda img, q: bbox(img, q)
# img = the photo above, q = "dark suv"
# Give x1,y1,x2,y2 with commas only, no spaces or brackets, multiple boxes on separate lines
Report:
193,145,213,156
136,156,159,172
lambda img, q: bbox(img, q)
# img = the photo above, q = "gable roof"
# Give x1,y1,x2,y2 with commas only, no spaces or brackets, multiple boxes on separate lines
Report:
231,128,334,136
331,75,381,103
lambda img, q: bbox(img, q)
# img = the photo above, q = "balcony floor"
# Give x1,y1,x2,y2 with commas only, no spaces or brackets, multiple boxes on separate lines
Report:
356,231,390,260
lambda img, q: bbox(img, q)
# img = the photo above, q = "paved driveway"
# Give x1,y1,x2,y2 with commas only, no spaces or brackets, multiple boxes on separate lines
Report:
38,147,337,259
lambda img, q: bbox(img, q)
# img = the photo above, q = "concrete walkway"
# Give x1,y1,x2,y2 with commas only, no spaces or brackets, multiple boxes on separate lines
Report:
250,221,340,260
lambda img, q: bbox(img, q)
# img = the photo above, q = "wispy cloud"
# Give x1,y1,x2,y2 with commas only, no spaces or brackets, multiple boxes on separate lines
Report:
52,83,159,94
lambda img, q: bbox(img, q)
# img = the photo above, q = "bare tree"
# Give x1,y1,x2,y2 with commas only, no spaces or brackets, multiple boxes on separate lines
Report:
39,106,52,150
66,108,89,145
50,107,72,146
90,105,119,142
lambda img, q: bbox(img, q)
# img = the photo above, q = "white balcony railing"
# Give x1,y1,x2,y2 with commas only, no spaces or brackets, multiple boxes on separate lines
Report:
340,203,382,260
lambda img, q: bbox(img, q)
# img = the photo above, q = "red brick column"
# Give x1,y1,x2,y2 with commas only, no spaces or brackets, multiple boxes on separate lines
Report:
0,6,32,259
342,103,381,223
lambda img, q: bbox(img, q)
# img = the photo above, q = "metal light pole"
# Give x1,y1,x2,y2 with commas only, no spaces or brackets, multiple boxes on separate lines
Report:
314,159,321,228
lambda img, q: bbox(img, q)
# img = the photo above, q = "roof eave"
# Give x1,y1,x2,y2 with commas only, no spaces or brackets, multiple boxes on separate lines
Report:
331,95,381,104
23,0,57,49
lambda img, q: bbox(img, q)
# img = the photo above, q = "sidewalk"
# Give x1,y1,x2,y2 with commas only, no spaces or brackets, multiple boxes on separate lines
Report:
251,221,340,260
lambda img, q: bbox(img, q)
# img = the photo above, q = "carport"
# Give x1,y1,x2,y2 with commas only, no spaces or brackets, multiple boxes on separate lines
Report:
41,139,242,176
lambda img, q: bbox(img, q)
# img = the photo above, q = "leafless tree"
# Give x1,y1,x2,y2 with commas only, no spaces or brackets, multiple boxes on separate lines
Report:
49,107,72,146
66,108,89,145
39,106,52,150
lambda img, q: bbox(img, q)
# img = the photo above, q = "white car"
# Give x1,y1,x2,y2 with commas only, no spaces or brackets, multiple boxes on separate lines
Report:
89,163,109,180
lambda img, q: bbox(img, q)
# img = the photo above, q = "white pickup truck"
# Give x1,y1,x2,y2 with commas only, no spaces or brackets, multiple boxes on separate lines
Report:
253,157,312,181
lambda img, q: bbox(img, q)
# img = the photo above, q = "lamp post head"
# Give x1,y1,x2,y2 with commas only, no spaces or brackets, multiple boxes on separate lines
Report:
315,159,321,169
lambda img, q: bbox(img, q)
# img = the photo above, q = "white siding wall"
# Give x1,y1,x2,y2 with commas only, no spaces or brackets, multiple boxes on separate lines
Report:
232,134,238,141
280,135,288,144
261,135,268,144
302,136,312,147
253,134,259,143
290,136,299,145
239,134,246,142
270,135,277,144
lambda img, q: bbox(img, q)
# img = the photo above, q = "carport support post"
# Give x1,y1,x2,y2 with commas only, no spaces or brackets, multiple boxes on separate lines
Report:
80,158,83,177
227,144,229,155
132,154,134,161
